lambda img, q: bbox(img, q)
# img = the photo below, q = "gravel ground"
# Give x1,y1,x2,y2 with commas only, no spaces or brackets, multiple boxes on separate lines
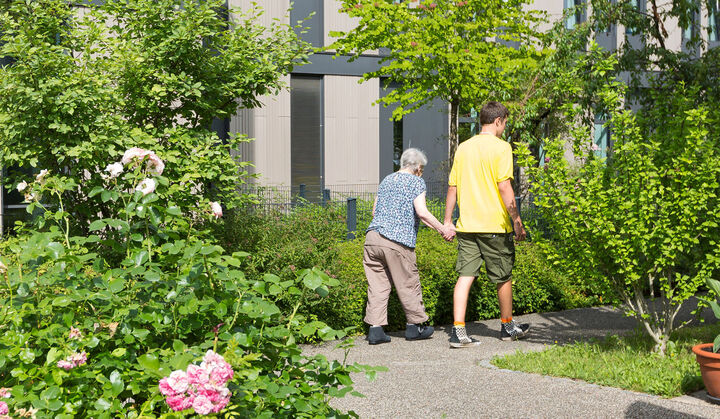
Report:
303,306,720,418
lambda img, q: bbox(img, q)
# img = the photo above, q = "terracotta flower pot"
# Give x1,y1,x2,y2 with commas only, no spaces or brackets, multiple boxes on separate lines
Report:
692,343,720,398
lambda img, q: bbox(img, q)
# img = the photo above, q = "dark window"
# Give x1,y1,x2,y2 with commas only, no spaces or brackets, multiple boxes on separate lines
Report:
291,75,323,200
565,0,585,29
710,0,720,42
393,118,403,171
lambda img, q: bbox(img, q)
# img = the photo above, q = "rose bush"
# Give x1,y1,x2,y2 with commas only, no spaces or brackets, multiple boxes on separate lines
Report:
0,150,382,418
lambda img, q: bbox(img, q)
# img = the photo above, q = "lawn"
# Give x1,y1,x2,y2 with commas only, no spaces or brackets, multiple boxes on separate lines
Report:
491,323,720,398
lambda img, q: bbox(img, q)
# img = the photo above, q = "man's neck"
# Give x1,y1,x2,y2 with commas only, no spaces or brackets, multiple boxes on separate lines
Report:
479,125,498,136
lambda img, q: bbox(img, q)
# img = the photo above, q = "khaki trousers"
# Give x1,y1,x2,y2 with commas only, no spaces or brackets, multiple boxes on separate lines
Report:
363,230,429,326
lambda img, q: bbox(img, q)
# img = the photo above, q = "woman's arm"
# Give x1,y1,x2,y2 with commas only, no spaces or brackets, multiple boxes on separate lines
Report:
413,192,452,239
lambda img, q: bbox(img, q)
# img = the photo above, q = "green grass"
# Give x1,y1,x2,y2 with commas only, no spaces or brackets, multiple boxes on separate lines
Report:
491,324,720,398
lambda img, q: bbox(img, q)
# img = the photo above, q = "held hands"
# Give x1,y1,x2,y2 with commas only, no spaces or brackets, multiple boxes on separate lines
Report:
440,222,456,242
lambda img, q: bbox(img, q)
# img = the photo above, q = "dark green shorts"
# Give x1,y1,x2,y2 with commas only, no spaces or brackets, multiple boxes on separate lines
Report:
456,232,515,284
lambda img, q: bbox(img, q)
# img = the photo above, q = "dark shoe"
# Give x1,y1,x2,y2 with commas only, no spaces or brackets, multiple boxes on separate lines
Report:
449,326,481,348
368,326,391,345
500,320,530,341
405,323,434,341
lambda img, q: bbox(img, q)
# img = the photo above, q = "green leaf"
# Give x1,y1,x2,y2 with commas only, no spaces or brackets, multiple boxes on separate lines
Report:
89,220,107,231
714,334,720,353
134,250,149,267
111,348,126,357
47,242,65,259
137,353,160,373
109,370,124,396
108,276,125,293
46,348,62,366
94,398,112,411
52,296,71,307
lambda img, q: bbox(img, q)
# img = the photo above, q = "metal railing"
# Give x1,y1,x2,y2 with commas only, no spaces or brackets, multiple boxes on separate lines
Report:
240,182,545,240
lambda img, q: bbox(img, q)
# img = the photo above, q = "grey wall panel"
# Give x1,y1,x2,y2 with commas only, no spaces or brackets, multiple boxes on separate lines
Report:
378,82,396,181
296,53,384,77
291,0,323,48
402,99,449,191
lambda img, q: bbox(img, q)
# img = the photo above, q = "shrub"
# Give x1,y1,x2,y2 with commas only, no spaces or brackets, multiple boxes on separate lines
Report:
0,154,379,418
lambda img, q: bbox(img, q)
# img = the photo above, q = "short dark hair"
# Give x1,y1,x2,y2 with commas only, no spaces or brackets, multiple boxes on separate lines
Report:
479,101,509,125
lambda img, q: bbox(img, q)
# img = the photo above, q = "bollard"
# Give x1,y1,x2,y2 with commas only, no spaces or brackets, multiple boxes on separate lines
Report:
323,188,330,207
346,197,357,240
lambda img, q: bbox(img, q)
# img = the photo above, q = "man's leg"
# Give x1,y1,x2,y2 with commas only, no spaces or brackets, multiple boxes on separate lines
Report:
480,233,529,340
453,276,476,323
497,280,513,320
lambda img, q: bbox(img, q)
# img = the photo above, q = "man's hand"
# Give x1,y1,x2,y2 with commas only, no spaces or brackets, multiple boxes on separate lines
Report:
514,219,526,242
442,222,456,242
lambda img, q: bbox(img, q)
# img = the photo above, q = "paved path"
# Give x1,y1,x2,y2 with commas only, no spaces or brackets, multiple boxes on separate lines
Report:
304,306,720,418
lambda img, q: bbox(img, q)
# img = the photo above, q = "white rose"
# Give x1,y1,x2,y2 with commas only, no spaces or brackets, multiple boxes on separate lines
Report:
135,178,156,196
210,201,223,218
35,169,49,184
105,162,124,178
16,181,28,192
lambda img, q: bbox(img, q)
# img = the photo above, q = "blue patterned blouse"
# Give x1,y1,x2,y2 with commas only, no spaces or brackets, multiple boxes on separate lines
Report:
367,172,426,248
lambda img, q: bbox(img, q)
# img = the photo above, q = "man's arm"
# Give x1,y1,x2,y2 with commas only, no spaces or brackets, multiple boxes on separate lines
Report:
443,186,457,239
497,179,526,241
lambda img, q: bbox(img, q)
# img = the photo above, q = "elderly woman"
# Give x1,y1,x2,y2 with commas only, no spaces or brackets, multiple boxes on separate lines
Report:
364,148,453,345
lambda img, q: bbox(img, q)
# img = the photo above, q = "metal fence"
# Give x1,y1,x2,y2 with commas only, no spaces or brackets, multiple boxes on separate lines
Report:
240,182,545,240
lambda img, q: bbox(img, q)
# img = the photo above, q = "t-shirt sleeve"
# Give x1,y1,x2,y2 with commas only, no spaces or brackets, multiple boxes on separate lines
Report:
448,157,458,186
496,143,514,182
413,177,427,198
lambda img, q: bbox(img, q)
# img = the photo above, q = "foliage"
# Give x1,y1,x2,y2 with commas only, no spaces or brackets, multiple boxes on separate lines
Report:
0,0,309,230
0,156,380,418
516,49,720,355
492,324,720,398
328,0,545,160
704,278,720,352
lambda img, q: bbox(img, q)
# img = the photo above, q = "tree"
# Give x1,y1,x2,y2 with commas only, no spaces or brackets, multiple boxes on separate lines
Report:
0,0,309,232
516,46,720,355
329,0,544,162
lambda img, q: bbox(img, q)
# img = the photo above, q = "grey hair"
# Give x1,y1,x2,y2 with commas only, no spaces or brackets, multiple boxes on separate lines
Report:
400,148,428,171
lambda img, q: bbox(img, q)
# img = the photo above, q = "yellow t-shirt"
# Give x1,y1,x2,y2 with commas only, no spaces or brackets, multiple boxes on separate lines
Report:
448,134,513,233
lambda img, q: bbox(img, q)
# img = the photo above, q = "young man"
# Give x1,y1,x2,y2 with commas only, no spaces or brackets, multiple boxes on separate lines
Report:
443,101,530,348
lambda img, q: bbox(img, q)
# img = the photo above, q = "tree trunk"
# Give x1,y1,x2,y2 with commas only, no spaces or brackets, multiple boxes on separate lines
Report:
449,99,459,164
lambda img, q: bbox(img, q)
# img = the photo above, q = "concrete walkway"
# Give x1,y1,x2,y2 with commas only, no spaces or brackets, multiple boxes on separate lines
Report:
304,306,720,418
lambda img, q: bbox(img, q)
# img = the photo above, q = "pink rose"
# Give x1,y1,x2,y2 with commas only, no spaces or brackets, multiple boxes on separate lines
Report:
192,394,214,415
135,178,156,196
591,143,600,151
211,396,230,413
69,352,87,367
186,364,209,386
210,202,222,218
0,401,7,415
0,388,9,398
68,326,82,340
208,364,233,386
159,378,176,397
57,360,74,370
166,370,190,394
166,394,193,412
